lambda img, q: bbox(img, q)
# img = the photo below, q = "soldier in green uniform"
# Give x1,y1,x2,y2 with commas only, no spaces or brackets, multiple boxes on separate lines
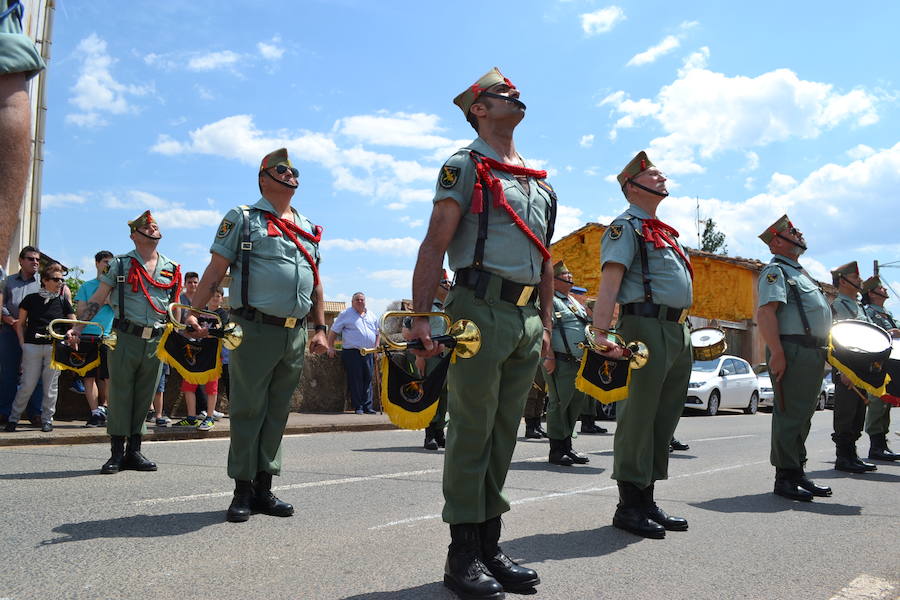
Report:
543,260,592,466
591,151,692,539
829,261,878,473
861,275,900,461
187,148,329,522
522,366,548,439
71,211,181,474
407,67,553,599
756,215,833,501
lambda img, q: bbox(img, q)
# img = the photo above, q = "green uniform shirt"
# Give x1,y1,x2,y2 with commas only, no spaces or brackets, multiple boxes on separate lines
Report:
211,197,320,320
865,304,897,331
550,291,589,358
435,137,553,285
0,2,46,77
99,250,179,327
757,255,831,338
600,205,693,309
831,292,870,323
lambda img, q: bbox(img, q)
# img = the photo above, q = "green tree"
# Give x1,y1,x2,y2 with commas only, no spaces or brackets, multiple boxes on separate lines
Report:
65,266,85,298
700,218,727,254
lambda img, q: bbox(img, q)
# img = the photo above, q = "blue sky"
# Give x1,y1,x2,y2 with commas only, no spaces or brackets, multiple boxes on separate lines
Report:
37,1,900,316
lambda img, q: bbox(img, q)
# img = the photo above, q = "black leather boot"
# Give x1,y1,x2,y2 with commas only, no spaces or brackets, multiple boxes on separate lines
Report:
868,433,900,461
251,471,294,517
534,420,549,439
444,524,503,600
226,479,254,523
123,434,157,471
524,418,542,439
645,483,689,530
669,438,690,451
835,442,869,473
100,435,127,474
612,482,665,539
548,438,574,466
434,426,446,448
564,437,590,464
580,416,607,434
480,517,540,592
792,470,832,497
424,426,439,450
773,468,813,501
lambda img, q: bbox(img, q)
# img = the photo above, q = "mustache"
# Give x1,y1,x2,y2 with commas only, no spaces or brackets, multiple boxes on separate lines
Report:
265,169,299,189
135,230,162,240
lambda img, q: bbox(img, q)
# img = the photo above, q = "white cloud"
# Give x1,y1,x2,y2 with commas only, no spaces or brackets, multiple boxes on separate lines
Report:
320,237,420,255
257,37,285,60
743,151,760,172
399,216,424,228
602,48,881,174
552,205,586,242
336,112,452,149
627,35,680,67
580,6,625,35
66,34,152,127
42,193,88,208
846,144,875,160
370,269,414,289
579,134,594,148
188,50,240,71
767,172,798,194
100,190,221,229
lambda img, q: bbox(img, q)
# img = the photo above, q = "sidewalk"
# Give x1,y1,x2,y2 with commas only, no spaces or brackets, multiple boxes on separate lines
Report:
0,411,397,448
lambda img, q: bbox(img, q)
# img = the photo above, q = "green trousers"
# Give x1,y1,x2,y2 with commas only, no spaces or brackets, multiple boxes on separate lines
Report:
442,281,541,524
426,354,449,429
864,395,891,436
612,315,691,488
106,332,163,436
522,367,546,419
544,358,585,439
832,375,866,445
227,315,307,481
768,342,826,469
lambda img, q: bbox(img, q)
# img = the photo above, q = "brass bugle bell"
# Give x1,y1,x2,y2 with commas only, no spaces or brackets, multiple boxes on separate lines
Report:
167,303,243,350
360,311,482,359
39,318,118,350
578,325,649,370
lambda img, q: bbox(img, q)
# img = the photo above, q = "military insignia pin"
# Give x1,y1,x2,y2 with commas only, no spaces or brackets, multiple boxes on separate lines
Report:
608,225,623,240
766,272,778,284
217,219,235,238
439,165,460,189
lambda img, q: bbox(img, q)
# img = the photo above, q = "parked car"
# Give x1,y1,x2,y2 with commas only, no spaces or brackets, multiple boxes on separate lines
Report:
685,355,760,416
754,364,774,411
822,371,835,409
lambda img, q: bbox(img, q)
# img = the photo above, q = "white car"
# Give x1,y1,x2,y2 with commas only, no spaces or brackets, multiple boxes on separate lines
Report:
685,355,760,416
754,364,774,410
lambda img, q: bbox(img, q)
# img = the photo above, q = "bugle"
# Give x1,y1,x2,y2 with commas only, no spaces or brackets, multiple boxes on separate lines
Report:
167,303,243,350
38,318,117,350
360,311,481,359
578,325,649,369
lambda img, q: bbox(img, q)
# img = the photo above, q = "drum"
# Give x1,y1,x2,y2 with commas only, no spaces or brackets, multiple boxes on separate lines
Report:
691,327,727,361
882,338,900,406
828,320,892,397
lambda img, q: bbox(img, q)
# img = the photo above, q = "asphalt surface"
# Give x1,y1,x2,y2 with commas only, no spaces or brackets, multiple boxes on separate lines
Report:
2,409,898,600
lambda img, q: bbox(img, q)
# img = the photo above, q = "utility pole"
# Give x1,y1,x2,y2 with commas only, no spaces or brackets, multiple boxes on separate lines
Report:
696,197,701,249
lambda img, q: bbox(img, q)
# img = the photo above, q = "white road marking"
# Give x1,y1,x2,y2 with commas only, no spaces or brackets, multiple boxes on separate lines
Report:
829,574,896,600
690,434,756,442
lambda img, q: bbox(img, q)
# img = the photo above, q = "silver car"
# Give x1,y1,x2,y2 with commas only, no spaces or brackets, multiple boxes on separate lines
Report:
685,355,760,416
754,363,829,411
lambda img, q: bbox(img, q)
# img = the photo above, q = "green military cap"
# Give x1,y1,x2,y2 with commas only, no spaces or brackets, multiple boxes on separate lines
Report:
259,147,293,171
617,151,655,188
861,275,883,293
553,260,570,276
831,261,859,278
128,210,156,232
758,214,794,244
453,67,516,116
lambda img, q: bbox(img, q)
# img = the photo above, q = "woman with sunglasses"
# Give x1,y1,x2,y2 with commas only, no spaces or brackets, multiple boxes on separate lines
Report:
4,263,75,432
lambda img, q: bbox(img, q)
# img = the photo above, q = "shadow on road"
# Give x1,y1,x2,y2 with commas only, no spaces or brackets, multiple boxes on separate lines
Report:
508,461,605,475
507,525,639,563
690,492,862,516
805,468,900,483
341,582,456,600
39,510,223,546
353,446,444,455
0,469,99,480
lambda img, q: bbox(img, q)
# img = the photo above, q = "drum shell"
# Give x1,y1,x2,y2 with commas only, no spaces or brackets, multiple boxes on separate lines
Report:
885,340,900,398
691,327,727,362
829,321,892,376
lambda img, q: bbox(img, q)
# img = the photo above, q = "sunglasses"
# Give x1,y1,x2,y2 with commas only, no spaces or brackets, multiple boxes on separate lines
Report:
23,256,40,262
48,277,65,283
274,164,300,178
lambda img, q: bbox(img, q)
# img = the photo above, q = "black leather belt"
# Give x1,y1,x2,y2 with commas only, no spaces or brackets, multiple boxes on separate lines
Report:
621,302,688,323
780,334,827,349
455,268,538,306
231,306,306,329
113,318,163,339
553,351,577,363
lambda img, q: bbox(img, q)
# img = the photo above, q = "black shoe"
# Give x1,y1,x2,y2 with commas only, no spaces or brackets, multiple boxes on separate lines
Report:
524,417,542,439
868,434,900,461
792,473,832,497
84,413,102,428
4,421,17,432
670,438,690,451
145,410,154,423
644,483,688,530
123,435,157,471
564,436,590,464
854,457,877,472
580,419,607,434
41,422,53,432
434,427,446,448
424,428,439,450
444,524,503,600
834,455,867,473
100,436,127,474
251,471,294,517
480,517,540,592
613,482,666,539
774,471,814,501
226,480,254,523
533,421,549,438
548,439,575,466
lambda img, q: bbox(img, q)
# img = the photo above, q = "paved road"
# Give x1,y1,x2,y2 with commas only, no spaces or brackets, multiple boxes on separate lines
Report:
2,410,898,600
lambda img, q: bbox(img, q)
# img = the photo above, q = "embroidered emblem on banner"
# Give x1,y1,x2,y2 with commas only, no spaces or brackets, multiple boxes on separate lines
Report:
439,165,460,189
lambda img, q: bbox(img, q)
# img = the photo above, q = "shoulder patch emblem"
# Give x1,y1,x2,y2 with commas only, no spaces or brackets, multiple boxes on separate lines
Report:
217,219,235,238
766,272,778,284
439,165,460,189
160,270,174,279
102,263,111,275
608,224,623,240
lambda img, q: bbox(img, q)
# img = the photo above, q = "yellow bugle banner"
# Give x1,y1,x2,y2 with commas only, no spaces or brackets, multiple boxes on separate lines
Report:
39,318,116,376
575,326,648,405
156,303,243,385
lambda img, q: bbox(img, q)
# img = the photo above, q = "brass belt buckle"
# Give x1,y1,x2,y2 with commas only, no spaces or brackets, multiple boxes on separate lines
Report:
677,309,688,324
284,317,297,328
141,326,153,340
515,285,534,306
